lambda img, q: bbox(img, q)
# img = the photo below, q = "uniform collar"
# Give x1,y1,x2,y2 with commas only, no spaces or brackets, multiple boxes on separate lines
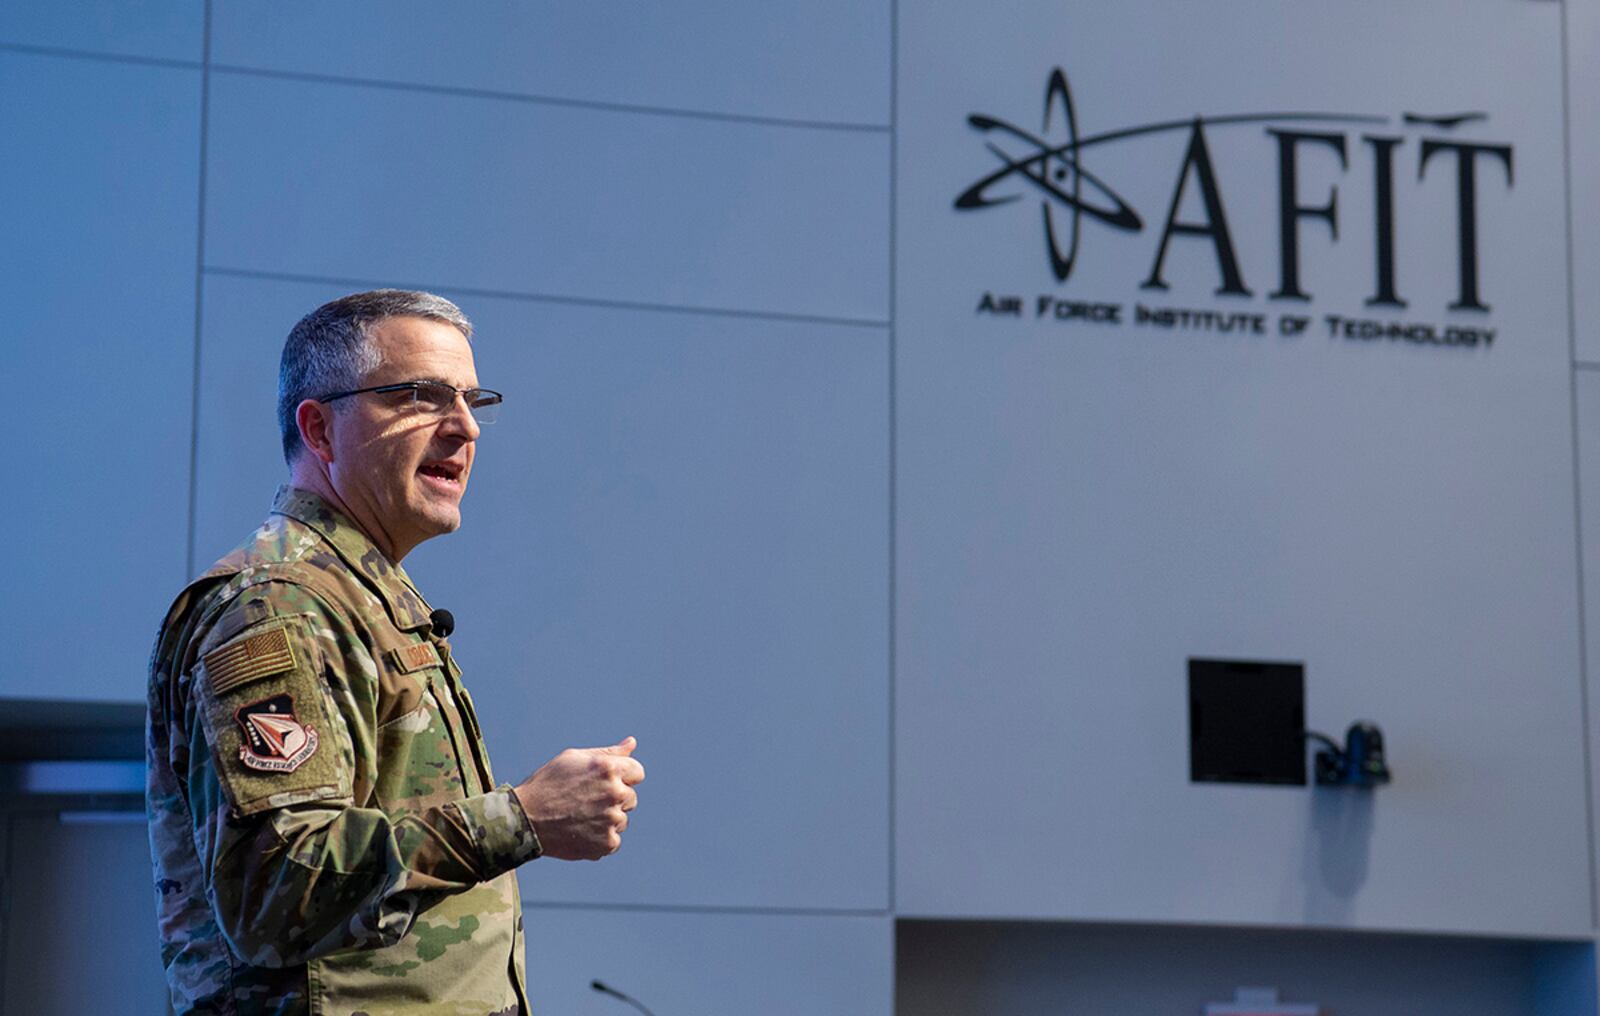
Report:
270,485,435,632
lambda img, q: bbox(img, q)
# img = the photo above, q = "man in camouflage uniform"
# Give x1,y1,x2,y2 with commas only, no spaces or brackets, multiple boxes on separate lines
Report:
147,290,644,1015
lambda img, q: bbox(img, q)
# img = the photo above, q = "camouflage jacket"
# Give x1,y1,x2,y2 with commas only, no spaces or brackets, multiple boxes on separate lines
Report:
146,486,541,1015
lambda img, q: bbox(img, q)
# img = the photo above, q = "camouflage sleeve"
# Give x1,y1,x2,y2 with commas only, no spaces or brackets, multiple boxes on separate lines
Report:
183,580,541,968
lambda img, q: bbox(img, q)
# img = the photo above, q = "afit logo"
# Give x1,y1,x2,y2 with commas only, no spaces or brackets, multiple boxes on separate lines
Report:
955,69,1513,313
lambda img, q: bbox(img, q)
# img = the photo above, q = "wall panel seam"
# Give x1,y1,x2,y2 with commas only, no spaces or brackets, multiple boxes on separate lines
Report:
887,0,899,917
209,63,891,134
0,40,200,71
1558,0,1599,931
185,0,213,580
202,266,892,330
521,901,891,918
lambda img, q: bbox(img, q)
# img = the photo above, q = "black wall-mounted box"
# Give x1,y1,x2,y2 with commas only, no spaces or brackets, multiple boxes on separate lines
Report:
1188,657,1306,785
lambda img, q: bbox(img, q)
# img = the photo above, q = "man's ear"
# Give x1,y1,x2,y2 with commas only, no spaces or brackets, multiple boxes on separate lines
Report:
296,399,337,464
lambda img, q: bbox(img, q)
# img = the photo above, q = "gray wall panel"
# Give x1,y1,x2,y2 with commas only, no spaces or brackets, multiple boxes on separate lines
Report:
1570,0,1600,365
896,921,1573,1016
0,1,202,63
212,2,889,126
1575,368,1600,939
189,275,321,563
1,53,200,702
894,336,1589,935
523,908,892,1016
194,274,890,911
894,0,1586,937
204,73,890,322
2,815,170,1014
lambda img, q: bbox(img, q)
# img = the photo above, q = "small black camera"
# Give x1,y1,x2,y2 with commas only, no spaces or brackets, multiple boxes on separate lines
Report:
1310,722,1391,788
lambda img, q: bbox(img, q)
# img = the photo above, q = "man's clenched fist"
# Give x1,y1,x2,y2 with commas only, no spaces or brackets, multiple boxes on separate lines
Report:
512,737,646,861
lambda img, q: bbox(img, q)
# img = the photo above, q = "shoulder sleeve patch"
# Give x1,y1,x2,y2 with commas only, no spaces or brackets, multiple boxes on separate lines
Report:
193,613,351,817
204,626,297,695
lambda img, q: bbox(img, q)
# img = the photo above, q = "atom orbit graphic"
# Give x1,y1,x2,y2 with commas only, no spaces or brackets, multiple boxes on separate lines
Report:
955,69,1142,282
955,69,1390,284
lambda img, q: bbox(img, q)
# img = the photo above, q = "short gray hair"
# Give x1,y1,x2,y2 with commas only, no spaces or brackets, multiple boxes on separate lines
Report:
277,289,473,464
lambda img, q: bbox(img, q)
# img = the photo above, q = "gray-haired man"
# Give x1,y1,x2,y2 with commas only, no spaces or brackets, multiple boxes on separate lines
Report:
147,290,644,1014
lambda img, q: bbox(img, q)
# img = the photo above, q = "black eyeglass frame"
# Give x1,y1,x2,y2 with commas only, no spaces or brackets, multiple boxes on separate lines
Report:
317,380,503,423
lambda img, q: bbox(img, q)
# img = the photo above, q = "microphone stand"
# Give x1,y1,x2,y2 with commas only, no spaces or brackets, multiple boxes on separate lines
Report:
591,979,658,1016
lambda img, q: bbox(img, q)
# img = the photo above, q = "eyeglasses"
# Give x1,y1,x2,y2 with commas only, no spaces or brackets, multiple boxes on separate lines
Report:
318,380,503,425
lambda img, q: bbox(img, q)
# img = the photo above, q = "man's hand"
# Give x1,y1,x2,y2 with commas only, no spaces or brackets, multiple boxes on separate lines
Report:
513,737,645,861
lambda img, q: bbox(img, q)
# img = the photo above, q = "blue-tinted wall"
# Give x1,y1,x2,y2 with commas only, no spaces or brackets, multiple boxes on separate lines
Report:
3,2,1599,1014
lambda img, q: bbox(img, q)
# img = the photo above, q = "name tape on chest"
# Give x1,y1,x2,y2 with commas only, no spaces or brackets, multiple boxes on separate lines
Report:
388,641,442,674
205,627,298,696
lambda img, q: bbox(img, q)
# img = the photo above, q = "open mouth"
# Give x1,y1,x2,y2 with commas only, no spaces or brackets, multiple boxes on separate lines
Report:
418,461,464,486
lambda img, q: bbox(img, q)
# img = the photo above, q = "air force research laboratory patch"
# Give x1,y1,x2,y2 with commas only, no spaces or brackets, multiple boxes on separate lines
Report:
233,693,319,772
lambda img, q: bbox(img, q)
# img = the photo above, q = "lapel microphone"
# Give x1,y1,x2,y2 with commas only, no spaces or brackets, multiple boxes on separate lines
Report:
428,608,455,638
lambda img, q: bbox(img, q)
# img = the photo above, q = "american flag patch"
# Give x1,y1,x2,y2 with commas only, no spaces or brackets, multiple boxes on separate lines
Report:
205,627,298,696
